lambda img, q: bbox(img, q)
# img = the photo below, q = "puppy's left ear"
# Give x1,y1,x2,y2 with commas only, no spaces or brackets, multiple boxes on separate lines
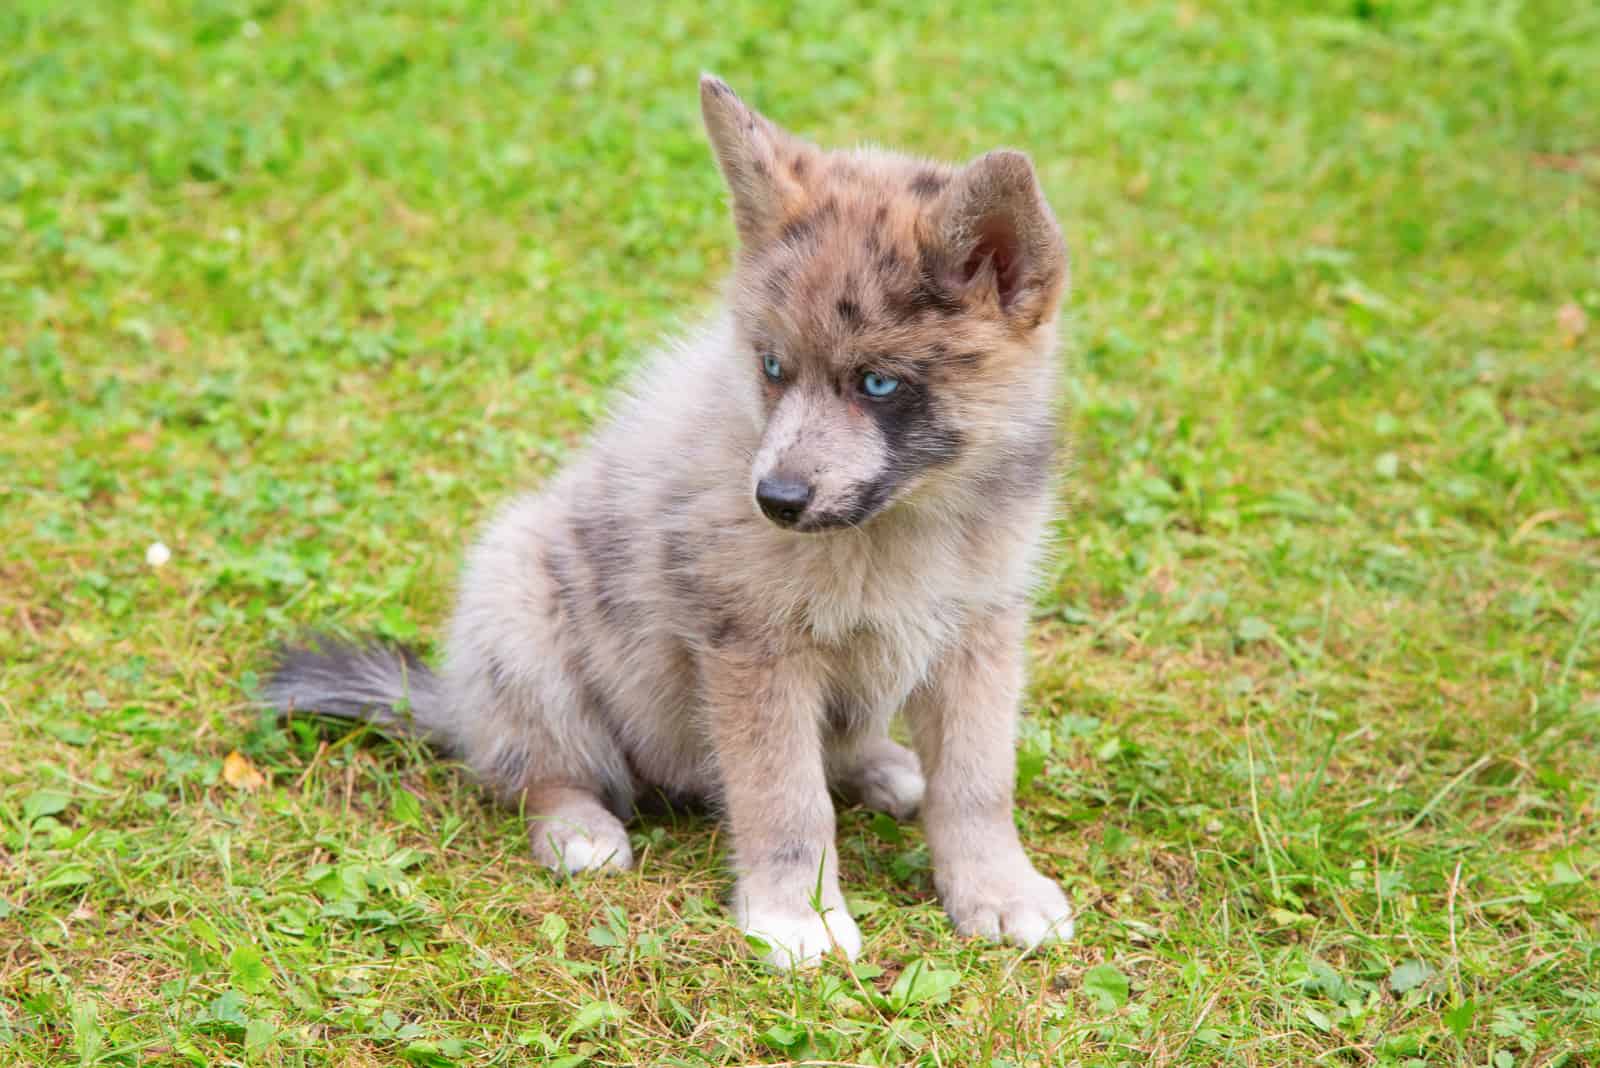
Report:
699,74,810,248
933,150,1068,330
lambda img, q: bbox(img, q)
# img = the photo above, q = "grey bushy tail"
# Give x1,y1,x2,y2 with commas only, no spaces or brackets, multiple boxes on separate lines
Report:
264,637,448,746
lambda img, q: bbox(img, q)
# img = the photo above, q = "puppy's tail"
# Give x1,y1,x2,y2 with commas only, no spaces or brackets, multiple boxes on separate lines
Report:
263,636,449,746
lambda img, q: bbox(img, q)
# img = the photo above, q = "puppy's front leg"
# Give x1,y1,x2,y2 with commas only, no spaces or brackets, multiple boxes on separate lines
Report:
907,607,1073,948
703,645,861,969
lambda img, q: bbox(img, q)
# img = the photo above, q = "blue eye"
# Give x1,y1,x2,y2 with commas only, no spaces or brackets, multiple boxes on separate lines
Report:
861,372,900,398
762,353,783,381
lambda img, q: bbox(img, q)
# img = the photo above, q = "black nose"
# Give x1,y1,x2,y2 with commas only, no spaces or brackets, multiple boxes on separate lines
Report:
756,477,813,527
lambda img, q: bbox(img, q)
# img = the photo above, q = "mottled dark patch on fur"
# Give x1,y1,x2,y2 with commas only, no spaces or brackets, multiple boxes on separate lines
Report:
779,198,839,246
828,157,861,181
790,155,808,178
661,484,701,516
660,529,701,605
973,417,1059,501
914,347,983,378
764,260,794,300
571,497,636,629
483,737,532,792
769,839,817,868
909,170,947,198
913,247,966,316
780,214,817,246
836,297,862,327
903,277,962,318
884,247,963,321
485,654,512,695
660,530,694,572
543,543,582,622
579,672,614,726
708,613,743,648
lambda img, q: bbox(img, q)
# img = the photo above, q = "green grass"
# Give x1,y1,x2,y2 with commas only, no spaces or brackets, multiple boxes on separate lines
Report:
3,0,1597,1064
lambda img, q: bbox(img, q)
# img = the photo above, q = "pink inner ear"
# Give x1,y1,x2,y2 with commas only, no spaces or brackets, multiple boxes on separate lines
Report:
961,213,1024,308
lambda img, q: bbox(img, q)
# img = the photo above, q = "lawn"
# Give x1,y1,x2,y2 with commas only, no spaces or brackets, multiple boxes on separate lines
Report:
2,0,1597,1064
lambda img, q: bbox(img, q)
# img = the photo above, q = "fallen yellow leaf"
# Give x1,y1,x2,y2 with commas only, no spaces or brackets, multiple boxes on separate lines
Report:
223,750,265,791
1557,301,1588,346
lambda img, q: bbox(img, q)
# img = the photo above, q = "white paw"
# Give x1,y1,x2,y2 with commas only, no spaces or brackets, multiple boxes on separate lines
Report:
856,761,925,821
846,741,925,821
530,818,634,874
939,861,1073,949
738,901,862,970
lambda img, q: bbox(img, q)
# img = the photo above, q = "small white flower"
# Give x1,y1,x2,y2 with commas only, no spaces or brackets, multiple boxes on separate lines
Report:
146,542,171,568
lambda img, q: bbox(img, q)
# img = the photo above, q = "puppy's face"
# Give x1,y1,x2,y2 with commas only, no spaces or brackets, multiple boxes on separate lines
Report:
744,297,966,533
700,77,1070,532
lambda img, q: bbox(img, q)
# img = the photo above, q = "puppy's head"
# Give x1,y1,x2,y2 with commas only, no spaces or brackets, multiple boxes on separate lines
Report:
700,75,1069,532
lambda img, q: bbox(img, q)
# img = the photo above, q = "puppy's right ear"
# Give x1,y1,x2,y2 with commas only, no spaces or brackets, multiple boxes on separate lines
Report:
699,75,811,247
927,149,1069,333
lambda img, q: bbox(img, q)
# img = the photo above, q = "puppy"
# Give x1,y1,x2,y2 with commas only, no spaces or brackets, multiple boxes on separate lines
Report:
267,75,1073,969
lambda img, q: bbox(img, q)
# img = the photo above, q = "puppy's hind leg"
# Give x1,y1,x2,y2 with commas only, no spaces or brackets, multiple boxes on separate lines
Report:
455,687,635,876
525,782,634,875
448,499,638,876
464,691,637,876
834,735,925,822
472,716,636,874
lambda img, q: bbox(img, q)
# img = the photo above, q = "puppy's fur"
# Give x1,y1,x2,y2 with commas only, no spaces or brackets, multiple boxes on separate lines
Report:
267,76,1073,968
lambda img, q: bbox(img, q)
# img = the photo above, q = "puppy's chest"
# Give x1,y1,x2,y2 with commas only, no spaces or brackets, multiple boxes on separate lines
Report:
814,621,941,731
794,525,1006,642
797,551,975,711
799,545,953,639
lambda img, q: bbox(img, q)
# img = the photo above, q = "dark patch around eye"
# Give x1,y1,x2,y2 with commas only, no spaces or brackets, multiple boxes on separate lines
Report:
832,379,966,526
